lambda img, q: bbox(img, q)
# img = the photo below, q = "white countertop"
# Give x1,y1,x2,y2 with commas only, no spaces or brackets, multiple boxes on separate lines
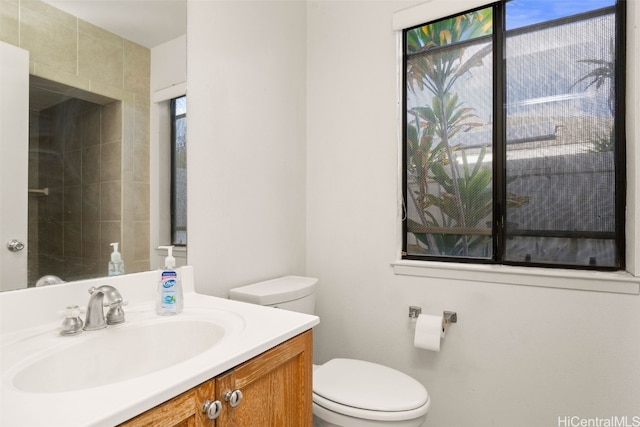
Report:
0,267,319,427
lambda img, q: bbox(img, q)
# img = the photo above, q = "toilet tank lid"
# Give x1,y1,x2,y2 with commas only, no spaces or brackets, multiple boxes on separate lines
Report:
229,276,318,306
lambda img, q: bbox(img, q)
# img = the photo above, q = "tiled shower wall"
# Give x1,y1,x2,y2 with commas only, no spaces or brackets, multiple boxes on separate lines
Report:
32,99,122,282
1,0,151,281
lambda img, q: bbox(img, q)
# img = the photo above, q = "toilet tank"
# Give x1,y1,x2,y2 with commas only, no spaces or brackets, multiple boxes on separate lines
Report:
228,276,317,315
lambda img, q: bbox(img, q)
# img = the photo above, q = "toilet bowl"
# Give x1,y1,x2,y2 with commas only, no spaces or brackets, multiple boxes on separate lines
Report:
229,276,430,426
312,358,430,427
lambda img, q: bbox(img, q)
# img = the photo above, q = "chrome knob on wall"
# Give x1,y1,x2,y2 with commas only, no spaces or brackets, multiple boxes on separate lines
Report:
6,239,24,252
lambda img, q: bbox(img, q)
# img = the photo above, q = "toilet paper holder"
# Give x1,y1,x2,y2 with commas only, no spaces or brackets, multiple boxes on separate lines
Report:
408,306,422,318
409,306,457,330
443,311,457,327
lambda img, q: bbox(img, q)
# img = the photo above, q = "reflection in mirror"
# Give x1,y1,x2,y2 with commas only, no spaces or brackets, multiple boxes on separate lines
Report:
0,0,186,291
28,77,121,285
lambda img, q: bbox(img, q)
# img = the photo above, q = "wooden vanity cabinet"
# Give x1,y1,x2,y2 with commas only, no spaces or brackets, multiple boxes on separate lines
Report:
120,330,313,427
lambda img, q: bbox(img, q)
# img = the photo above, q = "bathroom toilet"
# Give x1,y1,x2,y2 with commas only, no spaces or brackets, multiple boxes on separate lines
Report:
229,276,430,427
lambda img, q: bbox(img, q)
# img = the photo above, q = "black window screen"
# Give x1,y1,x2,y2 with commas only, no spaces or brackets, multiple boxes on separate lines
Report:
171,96,187,246
503,9,620,267
403,1,625,270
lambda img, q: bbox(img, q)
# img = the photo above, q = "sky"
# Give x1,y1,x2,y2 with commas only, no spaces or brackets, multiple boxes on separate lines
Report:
506,0,616,29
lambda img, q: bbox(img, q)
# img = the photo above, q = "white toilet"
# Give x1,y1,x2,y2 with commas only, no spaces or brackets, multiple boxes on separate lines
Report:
229,276,430,427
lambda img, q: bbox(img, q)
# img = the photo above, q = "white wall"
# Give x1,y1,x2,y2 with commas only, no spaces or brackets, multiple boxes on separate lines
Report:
186,0,640,425
306,1,640,426
187,0,307,296
150,35,187,269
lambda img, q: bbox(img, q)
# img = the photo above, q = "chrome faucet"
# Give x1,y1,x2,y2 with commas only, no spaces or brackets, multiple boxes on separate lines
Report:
83,285,126,331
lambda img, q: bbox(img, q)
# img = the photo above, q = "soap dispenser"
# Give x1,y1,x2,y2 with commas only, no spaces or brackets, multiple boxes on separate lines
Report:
108,242,125,276
156,245,183,315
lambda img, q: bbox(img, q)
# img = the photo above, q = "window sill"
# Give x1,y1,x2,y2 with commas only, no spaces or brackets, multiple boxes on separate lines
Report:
391,260,640,295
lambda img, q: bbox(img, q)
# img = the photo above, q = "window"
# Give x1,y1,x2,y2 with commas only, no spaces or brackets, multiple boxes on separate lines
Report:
170,95,187,246
402,0,625,270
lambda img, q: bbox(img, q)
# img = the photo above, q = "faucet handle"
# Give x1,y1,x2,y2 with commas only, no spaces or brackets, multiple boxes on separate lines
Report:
65,306,81,318
104,299,128,309
58,305,86,317
106,303,126,325
60,305,84,335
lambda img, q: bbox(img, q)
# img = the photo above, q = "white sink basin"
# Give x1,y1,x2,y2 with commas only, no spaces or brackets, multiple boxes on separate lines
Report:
12,319,226,393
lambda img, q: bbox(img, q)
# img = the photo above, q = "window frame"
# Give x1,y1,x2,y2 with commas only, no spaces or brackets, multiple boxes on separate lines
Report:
400,1,627,272
170,95,187,247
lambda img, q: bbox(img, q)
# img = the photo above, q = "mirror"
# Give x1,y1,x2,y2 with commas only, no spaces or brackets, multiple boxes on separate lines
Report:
0,0,186,291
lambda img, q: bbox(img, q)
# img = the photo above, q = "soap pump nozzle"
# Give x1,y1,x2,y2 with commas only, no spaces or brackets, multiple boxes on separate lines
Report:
108,242,124,276
159,245,175,268
110,242,122,262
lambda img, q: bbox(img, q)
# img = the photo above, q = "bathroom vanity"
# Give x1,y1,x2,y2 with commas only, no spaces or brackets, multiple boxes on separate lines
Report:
120,330,312,426
0,267,319,426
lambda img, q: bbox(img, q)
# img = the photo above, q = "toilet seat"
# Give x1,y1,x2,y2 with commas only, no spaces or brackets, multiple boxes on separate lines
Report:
313,358,430,422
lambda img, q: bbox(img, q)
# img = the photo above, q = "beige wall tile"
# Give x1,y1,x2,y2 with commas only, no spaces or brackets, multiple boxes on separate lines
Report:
63,222,82,258
63,149,82,186
123,40,150,98
100,221,121,263
63,185,81,223
127,260,151,274
78,31,124,89
132,182,150,222
134,143,150,183
78,19,121,48
100,181,121,221
87,80,133,104
81,104,102,146
134,102,150,147
0,0,19,45
82,145,101,184
121,102,135,174
20,0,74,26
20,2,77,75
82,258,102,278
121,170,134,219
30,61,92,92
101,141,121,182
82,221,101,260
102,102,122,143
120,218,134,266
133,221,150,262
58,102,82,153
82,183,100,223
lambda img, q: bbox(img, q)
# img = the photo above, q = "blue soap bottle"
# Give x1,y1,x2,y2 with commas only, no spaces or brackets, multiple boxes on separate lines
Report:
156,246,183,315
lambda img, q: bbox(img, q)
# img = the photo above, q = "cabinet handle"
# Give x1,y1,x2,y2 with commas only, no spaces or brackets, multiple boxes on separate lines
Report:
202,399,222,420
224,389,243,408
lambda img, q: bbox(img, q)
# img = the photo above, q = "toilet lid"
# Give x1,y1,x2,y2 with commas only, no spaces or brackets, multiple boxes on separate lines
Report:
313,358,429,413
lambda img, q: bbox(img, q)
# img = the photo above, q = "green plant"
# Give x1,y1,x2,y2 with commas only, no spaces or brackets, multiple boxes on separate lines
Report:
572,39,615,115
589,132,614,152
423,148,493,256
405,9,493,256
407,145,530,256
572,38,616,152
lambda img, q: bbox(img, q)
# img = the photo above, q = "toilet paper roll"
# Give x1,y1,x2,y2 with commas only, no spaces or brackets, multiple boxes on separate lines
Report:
413,314,444,352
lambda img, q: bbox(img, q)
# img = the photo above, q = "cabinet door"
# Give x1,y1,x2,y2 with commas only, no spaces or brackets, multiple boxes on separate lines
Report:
119,380,215,427
216,331,313,427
